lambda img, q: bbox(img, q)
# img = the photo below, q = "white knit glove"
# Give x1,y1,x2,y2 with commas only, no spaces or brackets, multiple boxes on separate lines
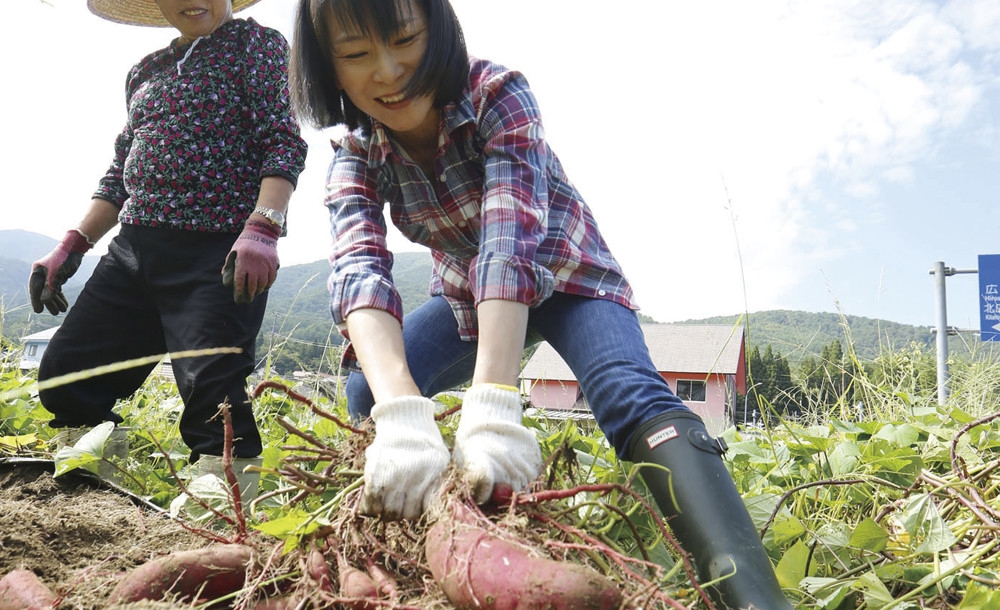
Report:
453,384,542,504
359,396,450,520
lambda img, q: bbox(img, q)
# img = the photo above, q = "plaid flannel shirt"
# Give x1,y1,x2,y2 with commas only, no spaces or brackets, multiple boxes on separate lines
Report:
326,58,635,368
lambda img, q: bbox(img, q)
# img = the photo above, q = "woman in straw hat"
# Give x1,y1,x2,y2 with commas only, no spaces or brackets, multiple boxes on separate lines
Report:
29,0,308,507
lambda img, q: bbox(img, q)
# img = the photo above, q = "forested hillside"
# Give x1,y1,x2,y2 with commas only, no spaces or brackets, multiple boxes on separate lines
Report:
2,230,975,379
678,309,938,364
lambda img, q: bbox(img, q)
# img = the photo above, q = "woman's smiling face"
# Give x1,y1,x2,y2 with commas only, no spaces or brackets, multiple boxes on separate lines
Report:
326,0,437,142
154,0,234,43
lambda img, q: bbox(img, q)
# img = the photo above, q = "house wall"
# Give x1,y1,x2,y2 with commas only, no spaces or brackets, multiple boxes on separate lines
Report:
524,373,730,437
661,373,729,436
525,379,579,411
19,340,48,370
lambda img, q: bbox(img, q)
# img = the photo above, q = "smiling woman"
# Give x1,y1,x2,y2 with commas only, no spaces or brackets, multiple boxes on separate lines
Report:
286,0,793,607
30,0,307,513
86,0,263,27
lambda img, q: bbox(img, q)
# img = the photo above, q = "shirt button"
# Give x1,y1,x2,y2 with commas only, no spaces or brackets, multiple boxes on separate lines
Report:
458,221,467,227
598,289,607,296
439,173,447,182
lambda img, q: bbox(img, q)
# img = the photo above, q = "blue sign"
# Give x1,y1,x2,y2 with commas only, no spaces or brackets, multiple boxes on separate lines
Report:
979,254,1000,342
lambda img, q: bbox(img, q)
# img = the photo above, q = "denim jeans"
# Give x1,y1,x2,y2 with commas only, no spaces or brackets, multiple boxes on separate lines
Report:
346,292,689,456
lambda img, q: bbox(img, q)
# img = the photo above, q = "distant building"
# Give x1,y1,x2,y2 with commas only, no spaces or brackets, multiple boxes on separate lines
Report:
520,324,746,436
18,326,175,381
18,327,59,370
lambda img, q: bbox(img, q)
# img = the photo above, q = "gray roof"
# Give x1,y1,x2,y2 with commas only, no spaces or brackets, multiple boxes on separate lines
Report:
22,327,60,342
521,323,745,381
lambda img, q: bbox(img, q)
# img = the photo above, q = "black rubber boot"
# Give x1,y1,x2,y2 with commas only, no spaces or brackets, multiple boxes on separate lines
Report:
628,410,793,609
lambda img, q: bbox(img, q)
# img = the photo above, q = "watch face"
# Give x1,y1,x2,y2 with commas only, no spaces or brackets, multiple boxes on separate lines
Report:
257,207,284,225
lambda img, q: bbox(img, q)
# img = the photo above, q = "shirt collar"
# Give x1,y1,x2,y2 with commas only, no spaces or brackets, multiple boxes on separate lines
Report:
362,83,477,169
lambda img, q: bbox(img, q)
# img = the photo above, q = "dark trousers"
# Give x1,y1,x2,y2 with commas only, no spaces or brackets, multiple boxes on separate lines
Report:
38,225,267,459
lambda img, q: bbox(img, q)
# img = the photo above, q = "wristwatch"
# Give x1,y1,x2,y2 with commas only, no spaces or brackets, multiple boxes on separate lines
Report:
253,206,285,227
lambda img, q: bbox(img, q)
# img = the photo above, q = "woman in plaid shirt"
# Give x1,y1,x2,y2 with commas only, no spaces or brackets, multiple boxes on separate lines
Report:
291,0,791,606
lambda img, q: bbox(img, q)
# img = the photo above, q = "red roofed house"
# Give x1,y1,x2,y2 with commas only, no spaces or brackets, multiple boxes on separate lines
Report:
520,324,746,436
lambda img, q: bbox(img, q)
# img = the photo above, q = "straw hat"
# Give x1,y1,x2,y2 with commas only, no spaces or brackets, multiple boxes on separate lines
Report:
87,0,264,27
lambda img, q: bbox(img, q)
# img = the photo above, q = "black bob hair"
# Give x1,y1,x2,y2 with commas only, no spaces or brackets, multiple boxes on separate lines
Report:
289,0,469,131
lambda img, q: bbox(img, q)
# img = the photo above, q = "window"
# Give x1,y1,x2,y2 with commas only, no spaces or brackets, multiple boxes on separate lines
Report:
27,345,38,357
676,379,706,402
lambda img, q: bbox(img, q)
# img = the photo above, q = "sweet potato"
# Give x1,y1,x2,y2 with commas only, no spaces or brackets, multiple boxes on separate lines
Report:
0,569,57,610
336,551,379,609
107,544,255,605
365,557,399,601
305,548,333,592
426,497,623,610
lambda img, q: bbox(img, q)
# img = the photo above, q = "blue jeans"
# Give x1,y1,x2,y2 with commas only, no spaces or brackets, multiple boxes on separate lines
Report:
345,292,689,456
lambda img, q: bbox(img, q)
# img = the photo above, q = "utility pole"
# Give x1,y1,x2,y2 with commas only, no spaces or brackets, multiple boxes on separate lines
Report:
928,262,977,406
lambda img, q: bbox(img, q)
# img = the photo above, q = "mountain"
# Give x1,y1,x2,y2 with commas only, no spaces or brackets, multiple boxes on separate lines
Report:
0,230,956,369
0,230,100,338
675,310,939,364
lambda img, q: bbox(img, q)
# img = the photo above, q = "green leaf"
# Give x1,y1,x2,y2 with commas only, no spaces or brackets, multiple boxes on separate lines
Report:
743,493,783,531
168,474,233,523
0,433,39,451
828,440,861,475
53,421,114,477
775,539,812,589
874,423,921,448
899,493,957,554
958,581,1000,609
253,509,328,553
852,572,895,608
849,518,888,552
800,577,854,609
772,514,807,545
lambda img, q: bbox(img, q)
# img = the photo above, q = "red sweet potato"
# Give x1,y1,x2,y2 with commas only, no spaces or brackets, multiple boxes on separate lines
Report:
0,569,57,610
336,551,379,609
107,544,255,605
365,557,399,601
426,497,623,610
305,548,333,592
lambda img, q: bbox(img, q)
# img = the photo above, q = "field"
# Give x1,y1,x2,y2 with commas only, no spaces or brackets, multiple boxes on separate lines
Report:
1,340,999,609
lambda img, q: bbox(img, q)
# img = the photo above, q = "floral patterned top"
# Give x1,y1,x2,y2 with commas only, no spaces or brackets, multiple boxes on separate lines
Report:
94,18,308,233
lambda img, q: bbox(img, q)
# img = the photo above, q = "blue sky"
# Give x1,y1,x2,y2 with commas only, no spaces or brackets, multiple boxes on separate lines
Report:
5,0,1000,329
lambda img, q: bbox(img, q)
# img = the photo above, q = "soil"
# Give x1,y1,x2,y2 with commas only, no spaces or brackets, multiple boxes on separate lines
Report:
0,458,208,610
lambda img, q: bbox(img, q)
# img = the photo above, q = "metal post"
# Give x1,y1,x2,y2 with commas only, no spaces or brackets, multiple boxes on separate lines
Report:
929,262,978,406
931,262,950,405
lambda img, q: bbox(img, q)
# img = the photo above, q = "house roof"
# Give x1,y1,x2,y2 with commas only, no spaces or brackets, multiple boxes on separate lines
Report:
22,327,60,343
521,323,745,381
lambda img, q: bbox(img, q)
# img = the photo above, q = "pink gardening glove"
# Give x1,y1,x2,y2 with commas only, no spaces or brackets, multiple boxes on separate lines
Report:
29,229,94,315
453,384,542,504
222,219,280,304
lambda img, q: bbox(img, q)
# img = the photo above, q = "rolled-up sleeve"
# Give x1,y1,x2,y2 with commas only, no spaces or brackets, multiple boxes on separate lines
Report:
325,147,403,334
469,72,555,307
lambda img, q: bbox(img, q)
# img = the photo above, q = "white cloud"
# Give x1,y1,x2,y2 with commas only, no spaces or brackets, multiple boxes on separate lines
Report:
5,0,1000,327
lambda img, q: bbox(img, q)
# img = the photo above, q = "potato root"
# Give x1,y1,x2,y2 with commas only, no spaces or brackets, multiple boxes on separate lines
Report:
426,497,624,610
0,569,58,610
107,544,254,605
